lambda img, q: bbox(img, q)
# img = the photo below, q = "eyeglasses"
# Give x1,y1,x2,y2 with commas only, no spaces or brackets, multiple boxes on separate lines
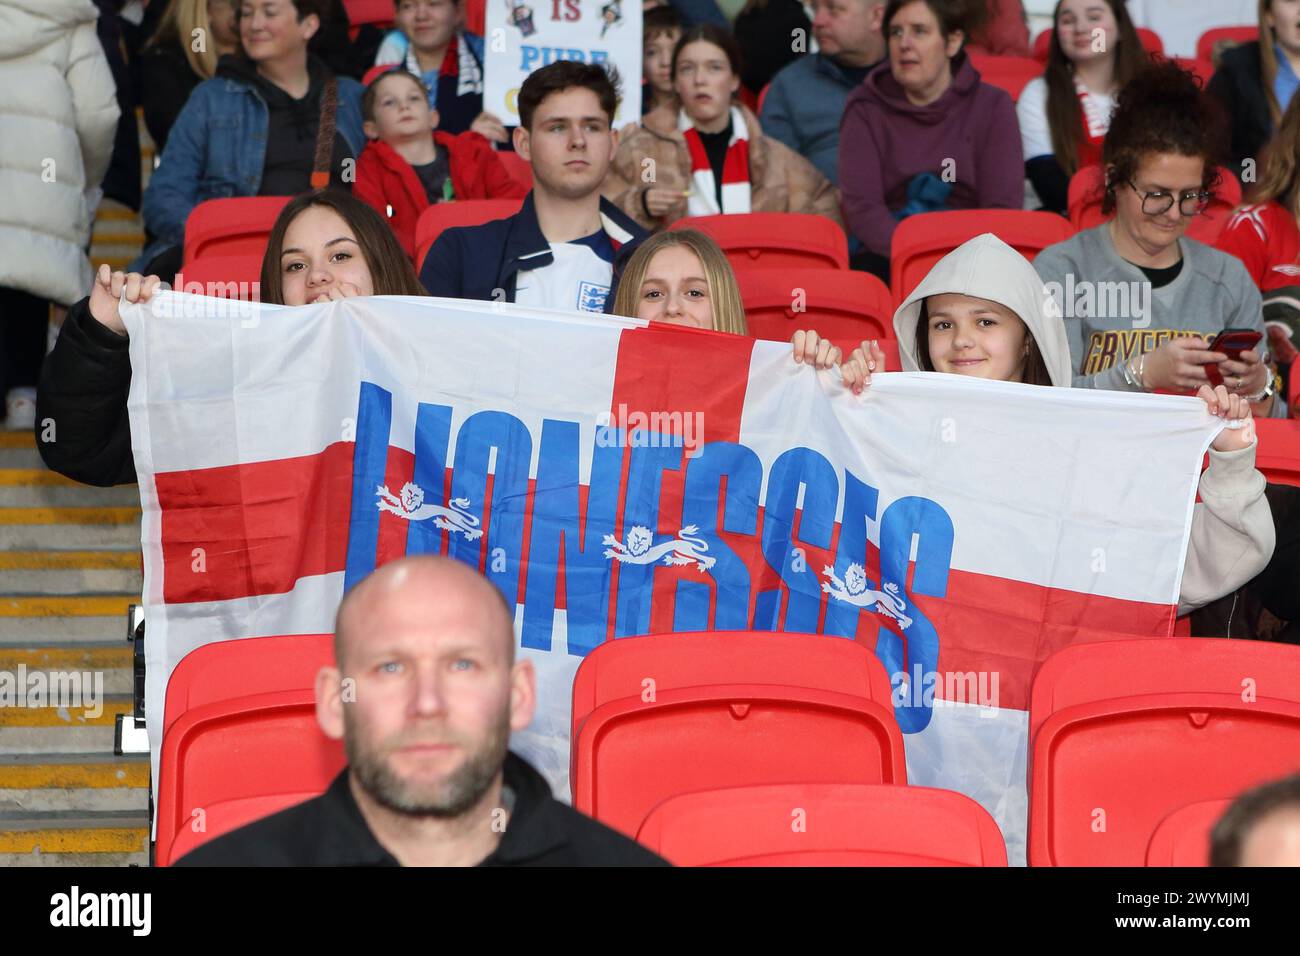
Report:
1126,181,1211,217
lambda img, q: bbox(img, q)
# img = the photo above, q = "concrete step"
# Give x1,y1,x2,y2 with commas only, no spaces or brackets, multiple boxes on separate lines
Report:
0,616,130,645
0,645,133,695
0,754,148,813
0,810,149,856
0,472,140,507
0,595,136,618
0,850,148,866
0,547,142,594
0,517,142,549
0,696,132,754
0,448,46,469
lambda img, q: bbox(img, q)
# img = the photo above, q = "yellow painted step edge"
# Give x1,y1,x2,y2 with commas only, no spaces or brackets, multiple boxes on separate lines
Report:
0,551,141,571
0,433,35,449
0,762,148,789
0,507,141,526
0,469,84,487
0,647,132,669
0,700,131,727
0,596,136,618
0,828,147,854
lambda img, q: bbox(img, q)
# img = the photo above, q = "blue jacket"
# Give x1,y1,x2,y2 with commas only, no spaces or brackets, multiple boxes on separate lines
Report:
136,67,364,268
419,192,648,311
761,52,876,186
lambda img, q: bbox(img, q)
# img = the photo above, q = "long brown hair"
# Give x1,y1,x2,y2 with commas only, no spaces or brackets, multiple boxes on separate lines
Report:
1043,0,1147,176
1261,0,1285,126
612,229,747,335
259,190,427,303
914,299,1053,386
1250,86,1300,221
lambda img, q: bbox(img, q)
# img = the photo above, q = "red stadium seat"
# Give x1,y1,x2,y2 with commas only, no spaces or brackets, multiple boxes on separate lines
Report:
1196,26,1258,65
636,783,1008,866
183,196,291,263
669,212,849,271
1033,26,1163,63
174,255,263,300
1173,56,1213,86
969,54,1042,102
570,631,907,838
343,0,396,37
1067,164,1242,243
496,150,533,190
464,0,485,34
889,209,1075,303
1144,799,1231,866
156,634,343,866
415,198,524,270
736,268,893,353
1028,638,1300,866
1253,419,1300,488
757,82,771,114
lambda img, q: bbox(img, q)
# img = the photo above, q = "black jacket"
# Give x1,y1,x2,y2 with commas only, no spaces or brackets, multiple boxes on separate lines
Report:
1208,41,1274,184
140,44,204,154
173,752,670,866
35,297,136,487
419,192,648,309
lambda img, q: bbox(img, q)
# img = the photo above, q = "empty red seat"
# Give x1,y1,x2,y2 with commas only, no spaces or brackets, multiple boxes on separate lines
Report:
889,209,1075,303
343,0,395,36
636,783,1008,866
1253,418,1300,488
570,631,907,838
157,634,343,865
1028,637,1300,866
173,255,263,300
669,212,849,271
415,198,524,270
183,196,291,263
1196,26,1258,65
969,54,1043,102
1067,164,1242,243
736,268,893,353
1144,798,1231,866
1034,26,1163,62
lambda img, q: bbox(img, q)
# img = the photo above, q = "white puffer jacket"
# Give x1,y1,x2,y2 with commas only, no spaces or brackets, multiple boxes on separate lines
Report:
0,0,119,305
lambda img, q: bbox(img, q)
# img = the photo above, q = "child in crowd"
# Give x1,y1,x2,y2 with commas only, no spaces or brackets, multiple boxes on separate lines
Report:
642,5,683,121
355,69,527,262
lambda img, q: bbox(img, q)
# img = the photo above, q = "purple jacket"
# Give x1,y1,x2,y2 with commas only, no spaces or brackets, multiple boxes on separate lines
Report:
838,53,1024,257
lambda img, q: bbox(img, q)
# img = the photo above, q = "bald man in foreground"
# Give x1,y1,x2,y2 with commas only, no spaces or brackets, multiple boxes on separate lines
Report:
174,556,668,866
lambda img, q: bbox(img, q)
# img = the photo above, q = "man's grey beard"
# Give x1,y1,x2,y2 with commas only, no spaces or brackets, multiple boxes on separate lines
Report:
346,711,511,818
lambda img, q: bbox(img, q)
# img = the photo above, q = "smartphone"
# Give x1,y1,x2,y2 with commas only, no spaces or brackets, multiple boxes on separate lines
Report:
1204,328,1263,388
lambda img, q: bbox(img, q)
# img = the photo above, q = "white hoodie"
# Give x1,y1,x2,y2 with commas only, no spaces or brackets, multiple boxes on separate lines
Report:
0,0,120,305
891,233,1275,615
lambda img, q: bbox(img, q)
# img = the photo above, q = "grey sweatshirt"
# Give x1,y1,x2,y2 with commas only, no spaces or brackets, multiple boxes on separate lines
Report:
893,233,1275,614
1031,223,1266,391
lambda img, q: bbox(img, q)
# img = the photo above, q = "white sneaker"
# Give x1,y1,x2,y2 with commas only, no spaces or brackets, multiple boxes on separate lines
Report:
4,387,36,431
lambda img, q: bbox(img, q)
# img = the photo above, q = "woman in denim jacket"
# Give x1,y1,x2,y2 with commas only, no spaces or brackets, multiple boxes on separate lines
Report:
136,0,364,273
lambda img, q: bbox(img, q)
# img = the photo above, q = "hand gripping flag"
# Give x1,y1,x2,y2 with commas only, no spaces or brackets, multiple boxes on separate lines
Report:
123,292,1222,863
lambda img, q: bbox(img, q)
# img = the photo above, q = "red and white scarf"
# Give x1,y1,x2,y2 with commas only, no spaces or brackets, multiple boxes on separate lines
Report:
1074,74,1108,169
680,106,751,216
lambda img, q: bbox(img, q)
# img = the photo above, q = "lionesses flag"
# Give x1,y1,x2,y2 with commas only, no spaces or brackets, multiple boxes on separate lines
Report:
123,292,1221,864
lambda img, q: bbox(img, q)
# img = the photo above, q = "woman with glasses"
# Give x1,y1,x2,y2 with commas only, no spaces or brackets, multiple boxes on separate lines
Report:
1033,61,1279,415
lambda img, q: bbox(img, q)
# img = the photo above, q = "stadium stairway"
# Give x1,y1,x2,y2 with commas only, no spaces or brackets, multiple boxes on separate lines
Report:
0,431,148,866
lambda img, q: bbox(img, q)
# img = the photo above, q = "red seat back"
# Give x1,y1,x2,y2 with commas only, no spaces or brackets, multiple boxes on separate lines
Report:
343,0,395,35
968,54,1043,102
183,196,291,264
636,782,1008,866
1067,165,1241,243
174,255,264,300
736,268,893,353
1033,26,1163,62
157,634,342,866
669,212,849,271
415,198,525,270
497,150,533,190
1028,637,1300,866
570,631,907,838
1196,26,1258,65
1144,798,1231,866
1253,418,1300,488
889,209,1075,304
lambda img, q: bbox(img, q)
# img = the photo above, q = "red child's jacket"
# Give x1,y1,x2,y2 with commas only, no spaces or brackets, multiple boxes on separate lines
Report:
354,131,528,261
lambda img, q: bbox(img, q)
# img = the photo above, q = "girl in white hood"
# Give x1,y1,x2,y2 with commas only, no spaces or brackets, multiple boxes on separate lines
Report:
841,232,1275,615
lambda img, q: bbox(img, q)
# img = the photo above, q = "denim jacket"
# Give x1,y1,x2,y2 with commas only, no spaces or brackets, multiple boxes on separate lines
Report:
135,71,364,269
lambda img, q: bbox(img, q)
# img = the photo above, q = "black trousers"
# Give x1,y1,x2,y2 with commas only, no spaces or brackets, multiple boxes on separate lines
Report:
0,287,50,396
